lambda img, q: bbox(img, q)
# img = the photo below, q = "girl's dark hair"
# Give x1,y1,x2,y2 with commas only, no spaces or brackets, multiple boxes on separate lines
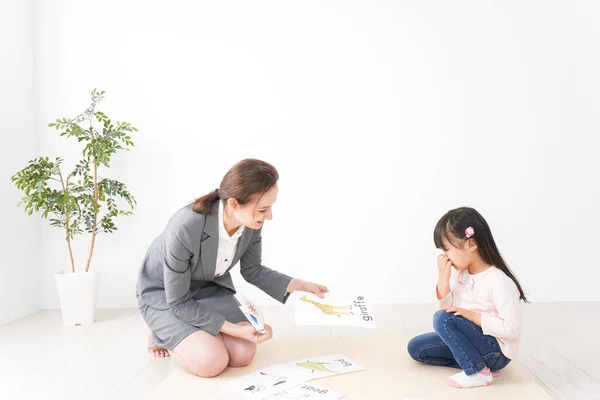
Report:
434,207,529,303
191,159,279,214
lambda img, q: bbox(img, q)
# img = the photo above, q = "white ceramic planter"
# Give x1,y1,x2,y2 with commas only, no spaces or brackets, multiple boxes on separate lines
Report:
54,271,98,326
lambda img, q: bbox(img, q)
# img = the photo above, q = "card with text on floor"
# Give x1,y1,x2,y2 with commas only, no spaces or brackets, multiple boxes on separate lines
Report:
265,382,345,400
224,354,363,399
290,291,376,328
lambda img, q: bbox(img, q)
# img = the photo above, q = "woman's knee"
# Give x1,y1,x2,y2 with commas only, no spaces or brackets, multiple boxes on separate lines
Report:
225,337,257,367
187,354,229,377
172,331,229,378
175,348,229,377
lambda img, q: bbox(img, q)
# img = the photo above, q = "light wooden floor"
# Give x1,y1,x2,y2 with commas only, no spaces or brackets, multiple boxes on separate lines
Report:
0,303,598,399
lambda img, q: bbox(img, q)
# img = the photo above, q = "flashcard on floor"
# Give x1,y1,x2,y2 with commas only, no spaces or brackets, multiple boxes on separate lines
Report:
293,354,365,379
268,354,366,382
291,291,376,328
224,355,364,399
265,382,345,399
224,369,297,399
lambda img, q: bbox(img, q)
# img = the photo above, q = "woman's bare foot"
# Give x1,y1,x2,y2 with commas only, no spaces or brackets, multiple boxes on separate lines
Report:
148,330,170,358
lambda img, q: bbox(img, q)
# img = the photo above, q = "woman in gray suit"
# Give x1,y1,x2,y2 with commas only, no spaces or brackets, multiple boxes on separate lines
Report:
136,159,328,378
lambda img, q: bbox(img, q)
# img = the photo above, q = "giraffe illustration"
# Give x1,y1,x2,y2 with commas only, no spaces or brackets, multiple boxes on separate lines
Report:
299,296,353,317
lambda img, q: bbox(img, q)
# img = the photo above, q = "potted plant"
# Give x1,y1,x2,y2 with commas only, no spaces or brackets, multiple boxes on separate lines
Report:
11,89,138,326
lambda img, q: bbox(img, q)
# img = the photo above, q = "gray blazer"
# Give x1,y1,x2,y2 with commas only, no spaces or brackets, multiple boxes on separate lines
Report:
136,201,293,335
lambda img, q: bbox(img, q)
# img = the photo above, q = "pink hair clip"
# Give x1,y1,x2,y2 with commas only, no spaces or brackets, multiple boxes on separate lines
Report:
465,226,475,238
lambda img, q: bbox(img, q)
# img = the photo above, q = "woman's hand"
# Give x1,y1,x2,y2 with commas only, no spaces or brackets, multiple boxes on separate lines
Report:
234,323,273,344
287,278,329,298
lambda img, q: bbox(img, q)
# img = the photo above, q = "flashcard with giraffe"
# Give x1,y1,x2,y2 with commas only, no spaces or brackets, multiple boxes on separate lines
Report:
291,291,376,328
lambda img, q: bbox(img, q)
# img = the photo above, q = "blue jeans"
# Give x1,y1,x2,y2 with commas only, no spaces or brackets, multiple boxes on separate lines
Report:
407,310,511,375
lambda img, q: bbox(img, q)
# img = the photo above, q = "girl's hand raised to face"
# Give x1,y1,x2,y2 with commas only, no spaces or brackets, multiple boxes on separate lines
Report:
437,254,452,280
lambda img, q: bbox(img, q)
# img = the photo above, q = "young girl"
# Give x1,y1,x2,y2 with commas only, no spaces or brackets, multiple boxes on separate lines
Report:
407,207,527,388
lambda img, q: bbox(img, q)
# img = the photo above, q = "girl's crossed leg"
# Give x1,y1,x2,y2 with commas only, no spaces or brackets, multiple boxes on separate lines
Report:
408,310,511,388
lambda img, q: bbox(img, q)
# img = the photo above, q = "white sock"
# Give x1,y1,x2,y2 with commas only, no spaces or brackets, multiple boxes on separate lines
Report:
447,368,493,388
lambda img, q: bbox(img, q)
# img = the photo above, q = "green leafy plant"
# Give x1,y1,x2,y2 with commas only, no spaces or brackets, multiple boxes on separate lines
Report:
11,89,137,273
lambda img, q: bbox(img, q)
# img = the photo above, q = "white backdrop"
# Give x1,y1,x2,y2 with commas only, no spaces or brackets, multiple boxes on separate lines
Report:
26,0,600,308
0,0,39,325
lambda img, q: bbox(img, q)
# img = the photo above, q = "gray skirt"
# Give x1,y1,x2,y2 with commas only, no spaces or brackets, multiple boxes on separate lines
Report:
139,284,247,350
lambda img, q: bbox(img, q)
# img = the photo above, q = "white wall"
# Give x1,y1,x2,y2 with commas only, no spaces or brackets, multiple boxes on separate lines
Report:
0,0,40,325
34,0,600,308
